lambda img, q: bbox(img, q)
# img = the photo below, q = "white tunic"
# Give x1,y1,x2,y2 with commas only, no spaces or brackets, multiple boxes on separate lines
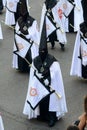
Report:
12,20,40,69
23,61,68,119
0,115,4,130
70,30,81,77
70,28,87,78
0,24,3,39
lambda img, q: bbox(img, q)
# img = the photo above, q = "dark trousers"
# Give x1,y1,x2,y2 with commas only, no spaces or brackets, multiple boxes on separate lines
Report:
18,50,31,72
39,95,56,121
49,31,57,47
0,0,3,11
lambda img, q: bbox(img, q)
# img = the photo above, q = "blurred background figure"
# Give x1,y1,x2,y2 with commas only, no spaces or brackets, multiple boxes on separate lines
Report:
4,0,29,26
70,22,87,78
40,0,67,50
12,11,40,72
65,0,83,32
40,0,74,50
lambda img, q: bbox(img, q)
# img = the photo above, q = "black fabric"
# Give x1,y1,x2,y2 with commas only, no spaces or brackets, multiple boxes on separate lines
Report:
0,0,3,11
45,0,57,10
39,95,49,119
39,49,48,62
15,0,28,22
34,54,57,88
80,22,87,38
80,34,87,44
68,0,74,32
33,54,57,121
34,54,57,72
18,49,31,72
74,120,80,126
15,15,34,72
81,0,87,23
48,30,57,43
82,65,87,79
39,16,48,59
48,111,57,122
39,16,48,60
39,92,56,122
18,0,28,16
18,14,35,35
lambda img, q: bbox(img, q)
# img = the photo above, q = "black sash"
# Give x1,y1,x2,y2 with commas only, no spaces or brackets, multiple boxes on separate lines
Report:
33,54,57,89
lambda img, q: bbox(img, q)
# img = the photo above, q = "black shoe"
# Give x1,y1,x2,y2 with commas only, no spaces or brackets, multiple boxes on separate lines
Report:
51,42,55,49
37,116,49,122
48,120,56,127
61,45,65,51
37,116,44,121
59,43,65,51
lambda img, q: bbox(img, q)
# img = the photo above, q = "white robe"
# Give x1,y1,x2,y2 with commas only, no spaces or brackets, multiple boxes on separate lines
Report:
5,0,29,25
65,0,83,32
0,115,4,130
0,24,3,39
23,61,68,119
3,0,6,6
12,20,40,69
70,30,82,77
40,1,67,44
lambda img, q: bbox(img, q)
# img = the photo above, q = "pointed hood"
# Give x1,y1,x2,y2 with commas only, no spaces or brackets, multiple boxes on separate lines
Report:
39,17,48,62
81,0,87,22
45,0,57,9
19,0,28,16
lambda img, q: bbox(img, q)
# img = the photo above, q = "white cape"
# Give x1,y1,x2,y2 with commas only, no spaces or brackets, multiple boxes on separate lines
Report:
23,61,68,119
0,24,3,39
0,115,4,130
70,30,82,77
65,0,83,32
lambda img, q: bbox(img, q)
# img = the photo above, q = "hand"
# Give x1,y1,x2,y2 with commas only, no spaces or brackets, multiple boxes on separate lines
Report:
44,79,49,86
36,71,43,79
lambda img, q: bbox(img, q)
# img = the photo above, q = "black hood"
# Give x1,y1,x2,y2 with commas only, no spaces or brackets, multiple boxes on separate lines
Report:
19,0,28,16
45,0,57,9
39,17,48,62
